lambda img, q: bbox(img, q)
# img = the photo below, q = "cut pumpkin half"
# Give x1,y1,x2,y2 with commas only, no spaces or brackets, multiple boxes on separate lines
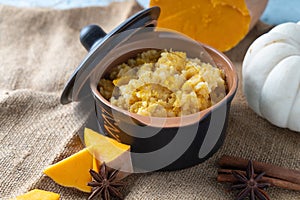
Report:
150,0,251,51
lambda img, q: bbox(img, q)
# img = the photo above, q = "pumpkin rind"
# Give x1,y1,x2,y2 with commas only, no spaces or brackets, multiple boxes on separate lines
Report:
242,21,300,132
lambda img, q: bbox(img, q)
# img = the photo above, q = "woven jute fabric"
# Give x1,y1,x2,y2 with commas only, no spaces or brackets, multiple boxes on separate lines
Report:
0,1,299,199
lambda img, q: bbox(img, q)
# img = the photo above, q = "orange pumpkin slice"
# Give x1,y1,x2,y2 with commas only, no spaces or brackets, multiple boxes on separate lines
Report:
11,189,60,200
150,0,251,51
43,148,93,192
43,128,132,193
84,128,133,177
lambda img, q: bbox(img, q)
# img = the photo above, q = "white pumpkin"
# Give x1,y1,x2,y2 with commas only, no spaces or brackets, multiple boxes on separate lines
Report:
242,21,300,132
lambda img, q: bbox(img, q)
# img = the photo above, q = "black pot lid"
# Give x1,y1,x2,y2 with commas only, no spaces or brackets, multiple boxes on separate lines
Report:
60,6,160,104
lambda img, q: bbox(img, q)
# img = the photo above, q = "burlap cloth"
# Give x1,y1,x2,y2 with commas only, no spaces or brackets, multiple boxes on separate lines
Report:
0,1,299,199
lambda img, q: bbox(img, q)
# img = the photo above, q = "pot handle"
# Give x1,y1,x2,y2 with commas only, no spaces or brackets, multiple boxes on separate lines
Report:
80,24,107,51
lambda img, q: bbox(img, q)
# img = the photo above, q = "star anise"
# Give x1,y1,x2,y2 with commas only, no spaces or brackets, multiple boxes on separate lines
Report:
231,160,271,200
88,162,125,200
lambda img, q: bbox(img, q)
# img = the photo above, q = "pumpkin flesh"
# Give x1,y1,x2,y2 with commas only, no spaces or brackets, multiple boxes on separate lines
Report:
150,0,251,51
11,189,60,200
43,128,132,192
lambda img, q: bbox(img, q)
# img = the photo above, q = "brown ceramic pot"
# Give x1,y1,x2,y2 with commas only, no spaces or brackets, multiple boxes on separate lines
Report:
87,30,238,172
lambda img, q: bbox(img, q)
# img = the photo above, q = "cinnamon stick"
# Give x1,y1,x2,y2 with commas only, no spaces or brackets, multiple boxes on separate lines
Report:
217,170,300,191
218,155,300,185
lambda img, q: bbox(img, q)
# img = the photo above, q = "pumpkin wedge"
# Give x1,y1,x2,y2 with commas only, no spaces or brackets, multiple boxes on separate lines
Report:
150,0,251,51
11,189,60,200
43,128,132,193
84,128,133,176
43,148,93,192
